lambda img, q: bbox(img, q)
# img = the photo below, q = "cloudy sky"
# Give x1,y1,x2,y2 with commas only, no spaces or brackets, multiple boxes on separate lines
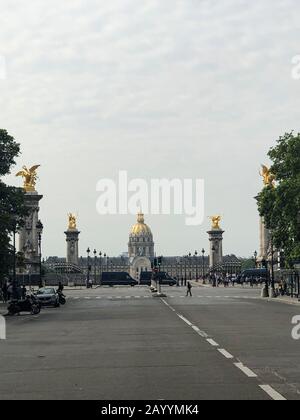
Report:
1,0,300,259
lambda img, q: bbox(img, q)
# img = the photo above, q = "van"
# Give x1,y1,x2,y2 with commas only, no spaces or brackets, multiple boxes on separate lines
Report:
101,272,138,287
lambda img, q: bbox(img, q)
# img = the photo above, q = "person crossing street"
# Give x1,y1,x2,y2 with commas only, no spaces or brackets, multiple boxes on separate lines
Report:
186,281,192,297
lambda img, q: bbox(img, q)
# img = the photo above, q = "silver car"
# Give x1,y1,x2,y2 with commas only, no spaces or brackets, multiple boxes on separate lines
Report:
36,287,60,307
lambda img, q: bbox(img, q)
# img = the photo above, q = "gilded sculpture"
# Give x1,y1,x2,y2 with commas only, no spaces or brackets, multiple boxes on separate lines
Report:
260,164,275,187
210,215,222,230
16,165,40,192
68,213,77,230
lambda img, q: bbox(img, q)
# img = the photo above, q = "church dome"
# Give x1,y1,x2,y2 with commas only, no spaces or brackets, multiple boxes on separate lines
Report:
130,213,152,236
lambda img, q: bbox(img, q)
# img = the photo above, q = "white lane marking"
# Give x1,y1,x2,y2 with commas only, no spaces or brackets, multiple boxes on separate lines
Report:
197,330,209,338
234,363,257,378
96,297,101,299
125,296,131,299
192,326,200,333
259,385,286,401
218,349,234,359
206,338,219,347
84,297,91,299
161,298,176,312
74,297,80,300
178,315,193,326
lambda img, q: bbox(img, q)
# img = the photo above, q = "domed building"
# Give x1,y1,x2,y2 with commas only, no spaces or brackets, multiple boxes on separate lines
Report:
128,212,154,279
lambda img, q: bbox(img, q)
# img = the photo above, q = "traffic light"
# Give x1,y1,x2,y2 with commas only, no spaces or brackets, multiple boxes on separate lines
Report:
158,256,163,266
279,251,285,269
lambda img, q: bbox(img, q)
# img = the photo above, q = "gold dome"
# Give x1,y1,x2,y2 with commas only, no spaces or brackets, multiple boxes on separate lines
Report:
130,213,152,236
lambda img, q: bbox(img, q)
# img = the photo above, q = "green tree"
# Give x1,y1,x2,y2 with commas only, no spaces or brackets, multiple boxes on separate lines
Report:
240,258,256,271
0,129,27,284
256,132,300,266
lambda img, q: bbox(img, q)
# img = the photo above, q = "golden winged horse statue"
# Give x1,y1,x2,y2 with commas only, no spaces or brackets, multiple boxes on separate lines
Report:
16,165,40,192
260,164,275,187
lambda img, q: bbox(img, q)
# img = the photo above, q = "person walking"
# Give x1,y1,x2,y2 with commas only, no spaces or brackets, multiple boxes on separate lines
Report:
1,282,8,303
186,281,192,297
21,285,27,300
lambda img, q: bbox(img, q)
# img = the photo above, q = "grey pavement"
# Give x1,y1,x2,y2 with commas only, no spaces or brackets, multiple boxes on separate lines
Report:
0,285,299,400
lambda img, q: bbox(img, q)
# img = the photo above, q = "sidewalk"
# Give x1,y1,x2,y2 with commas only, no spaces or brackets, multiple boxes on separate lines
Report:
267,295,300,306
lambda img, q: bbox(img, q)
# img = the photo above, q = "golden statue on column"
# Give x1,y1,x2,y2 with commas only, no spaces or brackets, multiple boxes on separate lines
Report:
68,213,77,230
16,165,40,192
210,215,222,230
260,164,275,187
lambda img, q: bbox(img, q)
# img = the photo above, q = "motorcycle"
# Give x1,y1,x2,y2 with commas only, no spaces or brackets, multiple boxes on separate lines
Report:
57,290,66,305
7,295,41,316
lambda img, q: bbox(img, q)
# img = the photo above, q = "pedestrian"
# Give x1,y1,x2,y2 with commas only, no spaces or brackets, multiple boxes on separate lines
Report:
21,285,27,300
1,282,8,303
7,283,13,301
186,281,192,297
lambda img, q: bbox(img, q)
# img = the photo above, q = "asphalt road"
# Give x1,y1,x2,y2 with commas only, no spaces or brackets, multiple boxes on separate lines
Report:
0,285,299,400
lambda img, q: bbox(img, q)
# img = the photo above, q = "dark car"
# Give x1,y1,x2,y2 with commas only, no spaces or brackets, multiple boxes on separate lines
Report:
35,287,60,307
140,271,177,286
101,272,138,287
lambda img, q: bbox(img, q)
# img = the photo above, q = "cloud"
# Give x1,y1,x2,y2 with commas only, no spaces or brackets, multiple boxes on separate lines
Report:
1,0,300,257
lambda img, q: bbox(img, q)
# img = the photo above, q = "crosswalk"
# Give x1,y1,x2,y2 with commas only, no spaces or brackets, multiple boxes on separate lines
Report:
68,295,260,301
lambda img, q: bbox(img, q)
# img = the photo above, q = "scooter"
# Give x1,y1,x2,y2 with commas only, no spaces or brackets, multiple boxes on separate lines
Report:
7,296,41,316
57,290,66,305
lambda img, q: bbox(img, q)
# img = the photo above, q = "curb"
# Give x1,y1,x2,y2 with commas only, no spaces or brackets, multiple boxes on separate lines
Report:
263,297,300,306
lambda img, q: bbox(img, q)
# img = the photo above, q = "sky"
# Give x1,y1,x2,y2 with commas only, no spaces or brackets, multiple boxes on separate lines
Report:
1,0,300,259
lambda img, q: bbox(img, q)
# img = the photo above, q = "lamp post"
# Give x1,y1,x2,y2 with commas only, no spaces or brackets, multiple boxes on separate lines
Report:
86,247,91,288
11,217,18,301
211,245,216,286
36,220,44,289
261,258,269,297
254,250,258,268
99,251,102,285
194,251,198,282
93,249,97,285
202,248,205,284
188,252,192,281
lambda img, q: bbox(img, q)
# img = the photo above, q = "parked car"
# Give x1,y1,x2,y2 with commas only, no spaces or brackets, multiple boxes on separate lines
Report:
101,272,138,287
35,287,60,307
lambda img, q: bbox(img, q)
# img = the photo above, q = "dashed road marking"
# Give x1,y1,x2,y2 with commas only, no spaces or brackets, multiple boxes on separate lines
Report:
206,339,219,347
218,349,234,359
234,363,257,378
259,385,286,401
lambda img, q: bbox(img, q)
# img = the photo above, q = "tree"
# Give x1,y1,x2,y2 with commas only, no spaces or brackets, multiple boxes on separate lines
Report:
240,258,256,271
256,132,300,266
0,129,27,284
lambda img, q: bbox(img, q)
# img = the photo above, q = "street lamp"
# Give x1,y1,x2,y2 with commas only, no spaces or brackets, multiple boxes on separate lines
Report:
86,247,91,288
194,251,198,282
11,216,18,301
36,220,44,289
188,252,192,281
202,248,205,284
99,251,102,285
93,249,97,285
211,245,216,286
254,250,258,268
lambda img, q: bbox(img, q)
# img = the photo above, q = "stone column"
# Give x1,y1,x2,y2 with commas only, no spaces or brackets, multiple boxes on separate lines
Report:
207,228,225,269
258,216,271,263
18,191,43,274
65,229,80,266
